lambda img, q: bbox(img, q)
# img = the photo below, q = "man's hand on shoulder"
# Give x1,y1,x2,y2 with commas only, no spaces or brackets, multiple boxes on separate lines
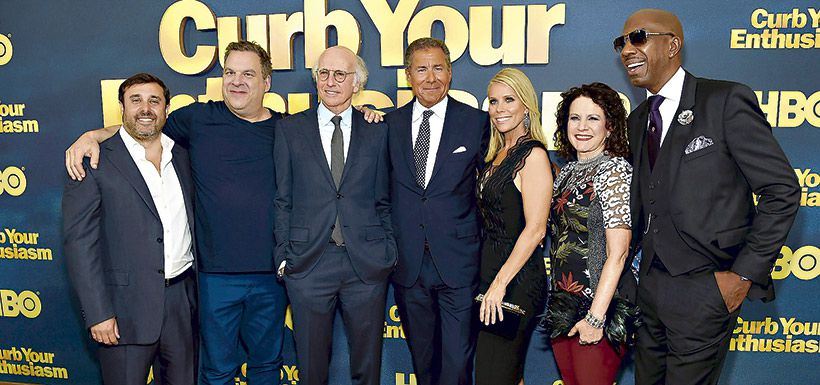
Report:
89,317,120,345
65,126,118,180
356,105,384,123
714,271,752,313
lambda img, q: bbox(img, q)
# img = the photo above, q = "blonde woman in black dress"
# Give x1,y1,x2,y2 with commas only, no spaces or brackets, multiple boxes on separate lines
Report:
474,68,552,385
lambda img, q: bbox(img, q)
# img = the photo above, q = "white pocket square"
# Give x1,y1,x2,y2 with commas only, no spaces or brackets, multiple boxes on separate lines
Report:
453,146,467,154
684,135,713,155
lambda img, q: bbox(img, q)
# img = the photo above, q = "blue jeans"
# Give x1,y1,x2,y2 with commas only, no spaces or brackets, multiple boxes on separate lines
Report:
198,272,287,385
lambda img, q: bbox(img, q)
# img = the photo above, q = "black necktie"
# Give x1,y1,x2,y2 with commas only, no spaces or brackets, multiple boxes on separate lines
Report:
414,110,434,188
647,95,665,170
330,115,344,245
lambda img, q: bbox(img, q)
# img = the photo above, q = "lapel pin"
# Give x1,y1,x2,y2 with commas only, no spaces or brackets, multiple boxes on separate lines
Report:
677,110,694,125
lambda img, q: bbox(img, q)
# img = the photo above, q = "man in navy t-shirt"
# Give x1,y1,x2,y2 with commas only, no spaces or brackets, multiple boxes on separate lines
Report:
66,41,286,385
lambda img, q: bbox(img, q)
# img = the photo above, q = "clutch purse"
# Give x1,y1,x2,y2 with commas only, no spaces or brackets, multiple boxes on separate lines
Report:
474,293,526,340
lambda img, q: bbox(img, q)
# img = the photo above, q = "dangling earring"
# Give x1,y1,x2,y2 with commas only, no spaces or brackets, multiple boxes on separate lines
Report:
523,111,531,131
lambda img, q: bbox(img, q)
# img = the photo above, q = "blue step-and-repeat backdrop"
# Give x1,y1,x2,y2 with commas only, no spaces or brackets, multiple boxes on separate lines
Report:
1,1,817,384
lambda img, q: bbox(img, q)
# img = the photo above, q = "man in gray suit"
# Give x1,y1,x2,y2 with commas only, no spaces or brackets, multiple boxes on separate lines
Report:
63,73,197,385
274,46,396,385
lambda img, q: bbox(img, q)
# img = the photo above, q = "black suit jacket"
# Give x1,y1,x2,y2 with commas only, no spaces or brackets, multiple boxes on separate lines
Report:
628,71,800,301
63,133,195,344
273,107,397,284
385,97,490,288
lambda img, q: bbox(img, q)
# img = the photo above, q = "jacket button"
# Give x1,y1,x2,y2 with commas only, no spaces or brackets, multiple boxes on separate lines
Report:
652,228,659,234
336,193,343,199
421,197,428,202
648,183,655,190
157,237,163,243
419,224,425,229
649,199,655,205
158,269,164,274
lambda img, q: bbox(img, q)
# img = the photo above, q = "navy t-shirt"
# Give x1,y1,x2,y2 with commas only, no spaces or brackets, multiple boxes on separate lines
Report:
164,101,282,272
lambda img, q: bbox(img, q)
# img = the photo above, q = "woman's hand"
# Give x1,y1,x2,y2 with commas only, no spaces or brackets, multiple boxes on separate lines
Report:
568,318,604,345
479,279,507,325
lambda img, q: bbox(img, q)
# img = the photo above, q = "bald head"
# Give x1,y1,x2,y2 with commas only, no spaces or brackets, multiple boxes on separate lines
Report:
619,9,684,93
625,9,683,44
313,45,369,114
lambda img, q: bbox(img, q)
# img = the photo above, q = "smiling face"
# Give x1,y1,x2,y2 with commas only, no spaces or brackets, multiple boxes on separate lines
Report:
222,50,271,119
488,82,527,137
406,47,452,108
567,96,609,160
121,82,168,143
315,47,359,114
620,10,682,94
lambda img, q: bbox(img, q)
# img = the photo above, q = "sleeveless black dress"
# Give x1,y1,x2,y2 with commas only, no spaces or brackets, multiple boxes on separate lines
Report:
474,140,548,385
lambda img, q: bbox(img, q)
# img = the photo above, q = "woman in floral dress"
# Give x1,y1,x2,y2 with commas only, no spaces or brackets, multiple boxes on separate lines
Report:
544,82,641,385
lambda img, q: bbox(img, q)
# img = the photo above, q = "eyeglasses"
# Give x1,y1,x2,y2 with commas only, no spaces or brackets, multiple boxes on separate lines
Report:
613,29,675,52
315,68,355,83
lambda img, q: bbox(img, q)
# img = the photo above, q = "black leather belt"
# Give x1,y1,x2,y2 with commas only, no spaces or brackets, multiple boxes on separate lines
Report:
165,267,193,287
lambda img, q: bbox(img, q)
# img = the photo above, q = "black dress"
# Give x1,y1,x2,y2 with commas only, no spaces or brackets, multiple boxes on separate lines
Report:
474,140,548,385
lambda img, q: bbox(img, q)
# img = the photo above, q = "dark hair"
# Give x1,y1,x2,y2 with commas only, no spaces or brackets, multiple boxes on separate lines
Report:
404,37,451,68
554,82,630,160
118,73,170,105
224,40,273,78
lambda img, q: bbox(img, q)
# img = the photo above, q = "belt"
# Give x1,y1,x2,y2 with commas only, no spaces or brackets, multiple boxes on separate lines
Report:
165,267,193,287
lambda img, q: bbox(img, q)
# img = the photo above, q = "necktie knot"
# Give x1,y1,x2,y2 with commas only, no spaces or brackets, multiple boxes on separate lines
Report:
331,115,342,127
648,95,665,112
422,110,434,120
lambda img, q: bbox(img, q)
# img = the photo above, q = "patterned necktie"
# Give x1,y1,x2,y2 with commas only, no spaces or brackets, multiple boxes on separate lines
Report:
330,115,344,245
414,110,434,188
647,95,665,170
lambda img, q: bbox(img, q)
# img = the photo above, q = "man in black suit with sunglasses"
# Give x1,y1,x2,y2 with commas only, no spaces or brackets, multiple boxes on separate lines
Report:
614,9,800,384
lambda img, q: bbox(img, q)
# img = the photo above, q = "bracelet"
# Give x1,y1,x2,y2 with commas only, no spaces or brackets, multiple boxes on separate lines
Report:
584,311,606,329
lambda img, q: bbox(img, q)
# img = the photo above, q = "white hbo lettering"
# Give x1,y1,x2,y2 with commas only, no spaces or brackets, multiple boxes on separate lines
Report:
0,166,27,196
0,289,42,318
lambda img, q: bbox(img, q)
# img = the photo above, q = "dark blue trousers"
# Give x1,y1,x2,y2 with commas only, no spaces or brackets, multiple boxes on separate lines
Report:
198,272,287,385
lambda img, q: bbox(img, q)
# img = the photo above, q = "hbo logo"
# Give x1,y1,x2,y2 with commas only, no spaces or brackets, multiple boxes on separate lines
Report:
0,166,27,196
0,289,42,318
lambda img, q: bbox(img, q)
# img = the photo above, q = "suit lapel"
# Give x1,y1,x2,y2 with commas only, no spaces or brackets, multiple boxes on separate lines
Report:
301,108,336,188
428,98,458,187
340,110,365,187
662,72,698,186
397,102,419,180
104,134,160,220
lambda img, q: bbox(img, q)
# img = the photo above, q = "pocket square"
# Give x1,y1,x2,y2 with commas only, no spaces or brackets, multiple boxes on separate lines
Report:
684,135,713,155
453,146,467,154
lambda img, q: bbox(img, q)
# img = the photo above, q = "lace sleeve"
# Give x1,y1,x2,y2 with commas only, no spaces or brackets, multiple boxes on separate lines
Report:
511,140,547,180
593,157,632,229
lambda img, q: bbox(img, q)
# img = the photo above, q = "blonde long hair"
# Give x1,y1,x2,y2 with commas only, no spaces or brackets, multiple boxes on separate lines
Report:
484,68,547,162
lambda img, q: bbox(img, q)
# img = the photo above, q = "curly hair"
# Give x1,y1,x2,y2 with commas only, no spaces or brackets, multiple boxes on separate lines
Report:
554,82,630,161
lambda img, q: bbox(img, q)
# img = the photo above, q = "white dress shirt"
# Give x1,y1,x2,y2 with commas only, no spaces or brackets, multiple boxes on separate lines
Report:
647,66,686,145
318,103,352,166
119,128,193,279
411,96,449,186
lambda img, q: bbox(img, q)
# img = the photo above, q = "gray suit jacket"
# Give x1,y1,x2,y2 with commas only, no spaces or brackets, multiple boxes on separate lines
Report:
274,107,397,284
63,133,195,344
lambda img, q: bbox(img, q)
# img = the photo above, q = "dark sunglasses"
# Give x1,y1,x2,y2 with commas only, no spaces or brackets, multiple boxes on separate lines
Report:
613,29,675,52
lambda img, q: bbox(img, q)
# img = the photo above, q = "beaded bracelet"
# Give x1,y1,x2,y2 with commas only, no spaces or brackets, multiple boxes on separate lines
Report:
584,311,606,329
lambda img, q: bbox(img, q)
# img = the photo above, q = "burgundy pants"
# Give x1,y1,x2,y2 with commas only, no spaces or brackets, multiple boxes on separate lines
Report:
551,335,626,385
